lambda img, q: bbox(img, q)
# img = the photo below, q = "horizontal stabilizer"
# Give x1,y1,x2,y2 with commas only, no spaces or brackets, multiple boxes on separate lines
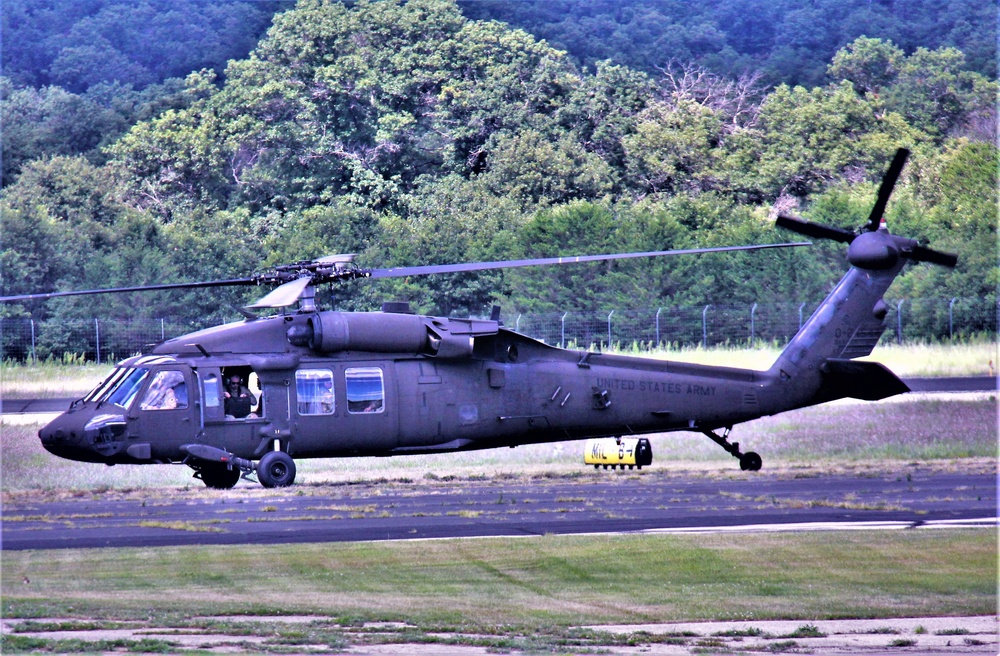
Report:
815,359,910,403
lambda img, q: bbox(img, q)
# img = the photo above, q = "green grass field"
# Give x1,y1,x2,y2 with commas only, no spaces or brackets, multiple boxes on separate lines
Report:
1,530,994,653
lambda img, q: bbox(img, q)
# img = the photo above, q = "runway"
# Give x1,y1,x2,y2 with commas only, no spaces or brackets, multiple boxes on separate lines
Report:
2,465,994,550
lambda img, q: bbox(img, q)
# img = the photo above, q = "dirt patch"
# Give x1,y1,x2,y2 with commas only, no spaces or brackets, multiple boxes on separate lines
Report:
3,615,997,654
587,615,999,654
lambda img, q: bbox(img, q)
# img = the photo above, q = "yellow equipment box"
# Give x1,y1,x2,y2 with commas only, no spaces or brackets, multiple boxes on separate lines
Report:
584,437,653,469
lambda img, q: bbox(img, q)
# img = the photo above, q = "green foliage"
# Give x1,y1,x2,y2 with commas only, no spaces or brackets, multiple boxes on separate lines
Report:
458,0,996,84
829,37,997,142
1,0,289,91
1,0,995,327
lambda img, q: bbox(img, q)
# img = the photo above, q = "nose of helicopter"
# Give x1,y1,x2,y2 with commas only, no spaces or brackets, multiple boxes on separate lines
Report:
39,414,83,459
38,411,117,463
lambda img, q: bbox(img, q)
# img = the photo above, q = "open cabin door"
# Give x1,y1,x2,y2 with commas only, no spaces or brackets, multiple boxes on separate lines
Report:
196,366,271,459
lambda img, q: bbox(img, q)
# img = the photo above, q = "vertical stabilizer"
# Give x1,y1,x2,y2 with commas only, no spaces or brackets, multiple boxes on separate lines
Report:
766,149,957,411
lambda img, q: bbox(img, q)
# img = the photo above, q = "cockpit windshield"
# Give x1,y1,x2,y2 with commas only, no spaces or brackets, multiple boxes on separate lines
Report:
98,367,150,409
84,367,131,403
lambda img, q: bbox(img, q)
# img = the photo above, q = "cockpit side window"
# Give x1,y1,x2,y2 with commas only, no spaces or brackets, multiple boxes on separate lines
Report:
140,370,188,411
346,367,384,414
105,367,150,409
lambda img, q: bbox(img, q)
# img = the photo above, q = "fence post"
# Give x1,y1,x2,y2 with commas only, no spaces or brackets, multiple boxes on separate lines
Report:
702,305,711,347
515,314,521,332
161,318,166,341
750,302,758,344
655,307,662,347
798,302,806,331
607,310,614,347
95,318,101,364
896,299,905,344
30,319,37,364
948,298,956,339
560,312,568,348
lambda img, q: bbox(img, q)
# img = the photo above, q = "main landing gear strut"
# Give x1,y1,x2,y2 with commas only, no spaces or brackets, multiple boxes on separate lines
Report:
701,427,762,471
181,444,297,489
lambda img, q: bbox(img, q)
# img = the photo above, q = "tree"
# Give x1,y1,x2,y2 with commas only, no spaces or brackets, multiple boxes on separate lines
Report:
827,36,904,96
885,46,995,138
735,81,920,201
623,98,724,196
0,156,180,325
0,78,127,186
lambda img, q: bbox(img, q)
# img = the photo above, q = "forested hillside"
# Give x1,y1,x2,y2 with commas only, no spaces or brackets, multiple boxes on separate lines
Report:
1,0,996,347
459,0,997,86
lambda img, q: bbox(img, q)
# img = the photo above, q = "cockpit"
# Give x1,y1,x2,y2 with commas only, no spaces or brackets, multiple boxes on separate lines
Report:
83,355,182,411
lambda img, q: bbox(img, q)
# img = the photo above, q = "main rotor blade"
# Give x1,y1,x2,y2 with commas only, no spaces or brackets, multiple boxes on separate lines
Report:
908,244,958,268
0,278,258,303
865,148,909,231
245,276,313,309
367,242,811,280
775,215,856,243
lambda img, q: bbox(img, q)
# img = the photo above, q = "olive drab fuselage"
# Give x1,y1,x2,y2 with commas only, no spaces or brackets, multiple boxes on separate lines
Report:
39,308,794,467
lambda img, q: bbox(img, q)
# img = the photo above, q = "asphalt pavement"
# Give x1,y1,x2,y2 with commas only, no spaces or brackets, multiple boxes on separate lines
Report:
2,466,994,550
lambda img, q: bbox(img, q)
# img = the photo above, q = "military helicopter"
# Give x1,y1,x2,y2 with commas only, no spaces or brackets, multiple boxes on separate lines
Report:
3,148,955,489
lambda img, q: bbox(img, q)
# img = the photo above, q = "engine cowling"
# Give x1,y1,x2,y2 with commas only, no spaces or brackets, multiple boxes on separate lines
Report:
301,311,498,358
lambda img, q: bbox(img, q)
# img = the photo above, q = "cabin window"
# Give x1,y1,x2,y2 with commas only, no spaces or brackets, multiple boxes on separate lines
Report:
296,369,335,415
140,370,188,411
203,374,220,408
346,367,384,414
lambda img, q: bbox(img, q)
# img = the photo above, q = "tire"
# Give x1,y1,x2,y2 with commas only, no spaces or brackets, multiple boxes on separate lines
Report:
740,451,763,472
257,451,296,488
199,464,241,489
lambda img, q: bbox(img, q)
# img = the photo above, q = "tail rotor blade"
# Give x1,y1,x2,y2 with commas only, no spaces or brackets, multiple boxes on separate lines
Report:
865,148,909,231
776,214,855,243
908,245,958,268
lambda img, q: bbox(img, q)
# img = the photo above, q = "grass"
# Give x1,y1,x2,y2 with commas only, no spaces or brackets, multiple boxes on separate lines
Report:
1,341,995,399
1,530,994,650
645,340,997,377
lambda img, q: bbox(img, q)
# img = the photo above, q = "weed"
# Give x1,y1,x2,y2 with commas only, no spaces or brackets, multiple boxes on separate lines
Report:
781,624,825,638
766,640,799,652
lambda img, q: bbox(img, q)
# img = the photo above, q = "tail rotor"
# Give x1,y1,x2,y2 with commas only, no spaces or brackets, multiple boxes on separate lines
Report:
776,148,957,269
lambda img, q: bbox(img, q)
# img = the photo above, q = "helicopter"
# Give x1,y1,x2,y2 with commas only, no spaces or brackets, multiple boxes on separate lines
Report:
3,148,955,489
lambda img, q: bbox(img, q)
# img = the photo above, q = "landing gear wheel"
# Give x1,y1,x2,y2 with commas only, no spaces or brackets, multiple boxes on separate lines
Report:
198,464,241,489
740,451,762,472
702,427,763,472
257,451,296,488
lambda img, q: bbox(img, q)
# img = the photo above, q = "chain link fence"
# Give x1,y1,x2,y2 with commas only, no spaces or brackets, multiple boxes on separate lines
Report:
2,297,996,363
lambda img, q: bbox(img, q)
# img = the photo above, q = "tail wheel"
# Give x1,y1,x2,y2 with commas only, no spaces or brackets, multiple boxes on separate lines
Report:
740,451,763,472
257,451,296,488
